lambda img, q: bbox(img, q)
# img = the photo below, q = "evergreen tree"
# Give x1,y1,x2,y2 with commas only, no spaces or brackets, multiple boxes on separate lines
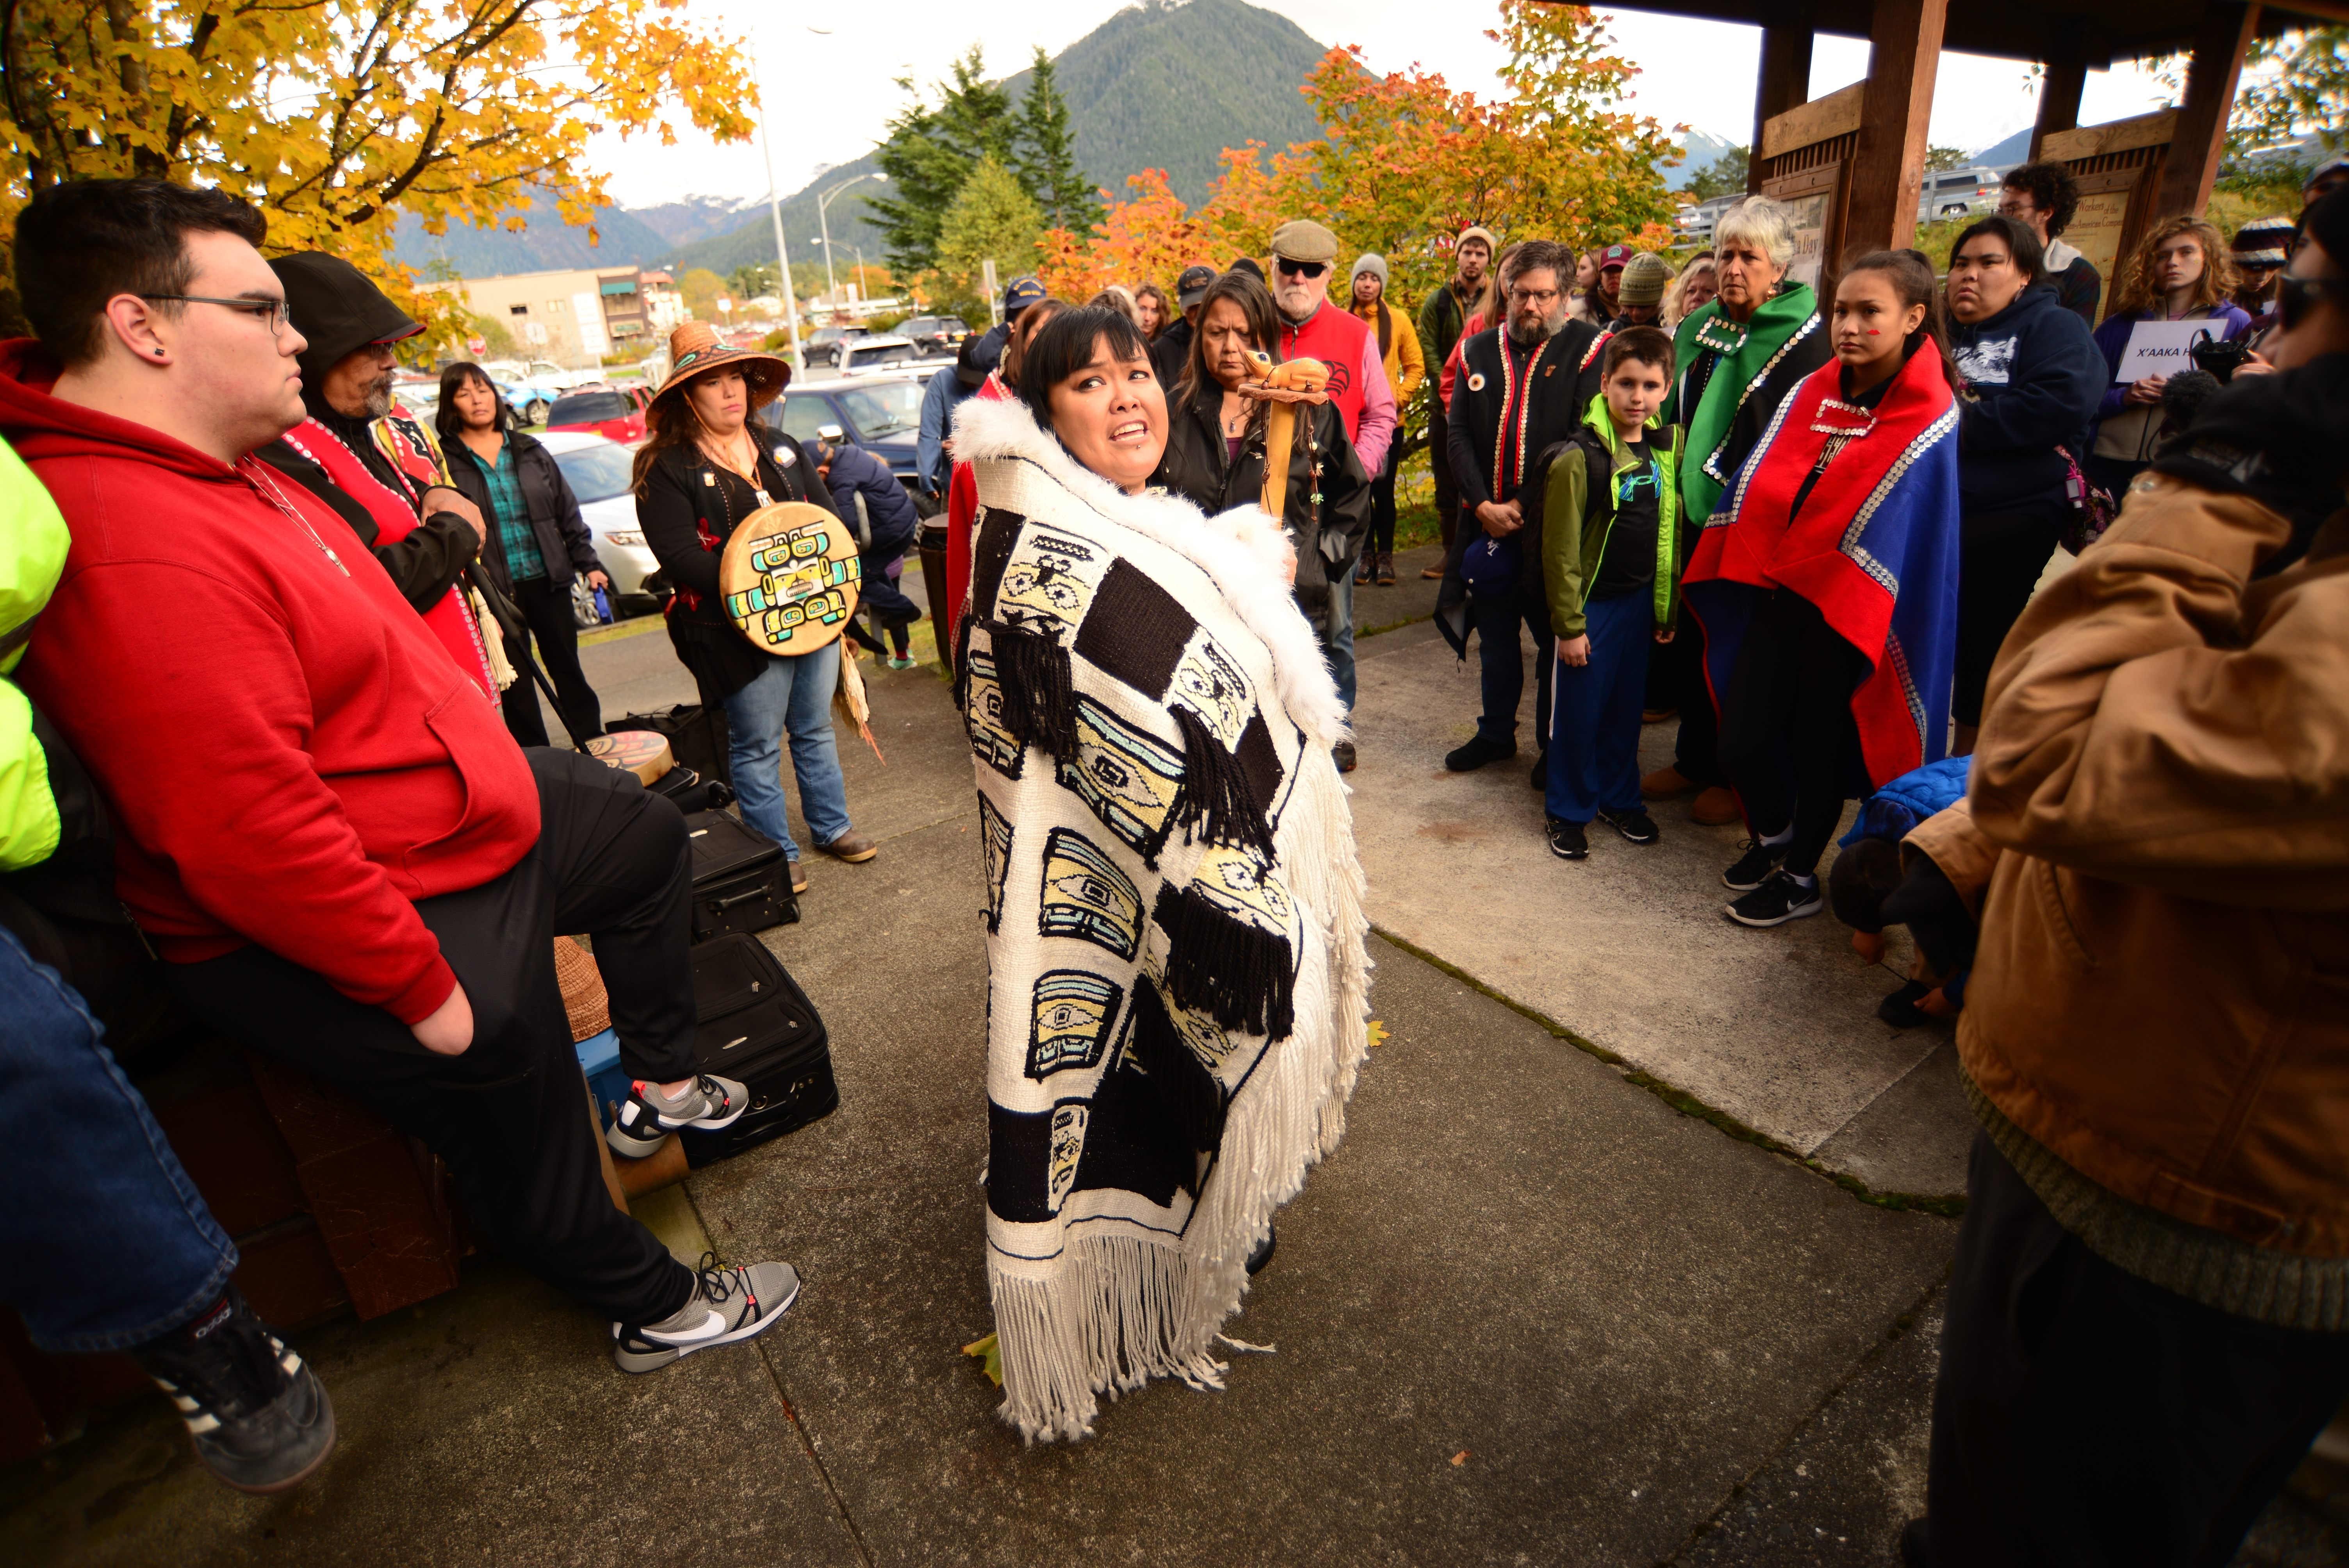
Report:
1015,48,1100,232
934,156,1045,319
1684,146,1749,201
869,46,1018,276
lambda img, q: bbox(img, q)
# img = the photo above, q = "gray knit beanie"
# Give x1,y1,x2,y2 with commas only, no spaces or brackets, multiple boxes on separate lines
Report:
1351,253,1389,289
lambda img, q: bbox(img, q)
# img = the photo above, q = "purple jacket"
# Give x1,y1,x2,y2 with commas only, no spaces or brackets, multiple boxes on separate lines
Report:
2090,304,2253,424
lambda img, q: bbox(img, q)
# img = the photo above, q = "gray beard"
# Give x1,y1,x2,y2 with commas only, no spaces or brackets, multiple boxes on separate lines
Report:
361,374,395,419
1507,314,1562,347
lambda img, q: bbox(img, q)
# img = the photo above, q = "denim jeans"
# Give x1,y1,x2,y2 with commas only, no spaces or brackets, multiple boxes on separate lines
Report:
0,926,237,1352
1325,566,1357,712
721,642,853,858
1472,588,1554,753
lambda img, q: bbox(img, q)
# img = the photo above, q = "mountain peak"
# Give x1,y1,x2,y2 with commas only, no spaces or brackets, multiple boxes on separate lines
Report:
398,0,1332,280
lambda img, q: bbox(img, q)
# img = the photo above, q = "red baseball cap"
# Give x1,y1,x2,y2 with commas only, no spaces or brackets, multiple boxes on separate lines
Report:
1599,244,1634,270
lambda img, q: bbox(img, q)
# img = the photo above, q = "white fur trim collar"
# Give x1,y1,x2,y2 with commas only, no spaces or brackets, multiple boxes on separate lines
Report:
951,395,1349,747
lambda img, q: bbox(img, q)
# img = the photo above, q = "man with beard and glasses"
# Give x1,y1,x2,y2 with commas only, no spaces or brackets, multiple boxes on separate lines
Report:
255,253,500,699
1436,239,1606,786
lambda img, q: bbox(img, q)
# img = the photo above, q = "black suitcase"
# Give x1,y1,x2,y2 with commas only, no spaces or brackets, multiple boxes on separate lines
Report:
684,809,797,941
649,762,733,816
613,703,732,787
679,933,837,1167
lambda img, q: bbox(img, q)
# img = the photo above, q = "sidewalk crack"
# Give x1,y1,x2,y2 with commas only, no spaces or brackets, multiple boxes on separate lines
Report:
681,1180,877,1567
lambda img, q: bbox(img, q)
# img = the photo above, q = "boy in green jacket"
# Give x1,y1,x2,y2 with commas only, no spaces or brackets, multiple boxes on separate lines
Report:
1535,326,1683,861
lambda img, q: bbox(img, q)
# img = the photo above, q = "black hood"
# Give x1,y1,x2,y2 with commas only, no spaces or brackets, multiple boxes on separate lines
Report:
271,251,420,389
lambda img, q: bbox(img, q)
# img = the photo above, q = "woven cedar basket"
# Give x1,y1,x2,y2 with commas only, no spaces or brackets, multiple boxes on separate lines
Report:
552,937,611,1043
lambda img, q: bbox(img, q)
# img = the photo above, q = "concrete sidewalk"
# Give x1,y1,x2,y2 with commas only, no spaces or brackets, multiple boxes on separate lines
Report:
6,551,2337,1566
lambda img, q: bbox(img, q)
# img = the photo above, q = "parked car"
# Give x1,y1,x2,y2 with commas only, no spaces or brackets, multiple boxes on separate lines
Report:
535,430,661,626
898,315,971,356
801,324,869,364
545,387,648,444
1918,165,2014,223
760,367,936,506
837,335,927,375
481,358,602,391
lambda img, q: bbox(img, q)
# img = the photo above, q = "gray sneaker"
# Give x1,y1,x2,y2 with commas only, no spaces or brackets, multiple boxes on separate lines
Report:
612,1254,800,1373
606,1073,749,1158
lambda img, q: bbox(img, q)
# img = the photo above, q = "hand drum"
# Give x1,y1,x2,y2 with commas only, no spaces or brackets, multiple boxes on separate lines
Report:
584,729,674,784
719,501,863,654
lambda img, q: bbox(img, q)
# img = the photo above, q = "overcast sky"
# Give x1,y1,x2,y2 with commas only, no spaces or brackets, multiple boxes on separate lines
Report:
583,0,2178,210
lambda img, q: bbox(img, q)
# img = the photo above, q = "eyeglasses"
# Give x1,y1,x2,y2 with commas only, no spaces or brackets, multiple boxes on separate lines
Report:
2278,272,2341,331
1274,257,1328,279
1511,286,1561,305
139,294,291,335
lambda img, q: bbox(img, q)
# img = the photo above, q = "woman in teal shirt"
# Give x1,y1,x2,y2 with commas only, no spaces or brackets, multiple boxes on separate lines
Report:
437,362,612,746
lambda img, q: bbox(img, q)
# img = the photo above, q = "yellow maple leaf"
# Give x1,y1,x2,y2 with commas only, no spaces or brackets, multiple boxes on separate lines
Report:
962,1331,1003,1388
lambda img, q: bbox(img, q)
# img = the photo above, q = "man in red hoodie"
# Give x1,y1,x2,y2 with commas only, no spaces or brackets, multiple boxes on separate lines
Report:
1,178,798,1374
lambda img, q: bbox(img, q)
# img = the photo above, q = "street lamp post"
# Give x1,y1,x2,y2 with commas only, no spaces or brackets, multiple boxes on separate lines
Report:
749,37,804,380
817,172,877,310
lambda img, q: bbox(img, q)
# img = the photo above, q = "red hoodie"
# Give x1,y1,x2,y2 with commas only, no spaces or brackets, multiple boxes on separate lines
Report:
0,341,538,1023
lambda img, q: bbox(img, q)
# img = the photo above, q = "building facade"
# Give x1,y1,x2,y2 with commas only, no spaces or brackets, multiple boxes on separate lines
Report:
426,265,668,367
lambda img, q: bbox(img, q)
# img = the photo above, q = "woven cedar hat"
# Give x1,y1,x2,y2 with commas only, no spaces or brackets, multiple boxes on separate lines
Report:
651,321,791,416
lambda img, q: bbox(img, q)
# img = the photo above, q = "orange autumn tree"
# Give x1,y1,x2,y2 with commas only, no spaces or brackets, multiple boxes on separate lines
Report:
1037,0,1682,317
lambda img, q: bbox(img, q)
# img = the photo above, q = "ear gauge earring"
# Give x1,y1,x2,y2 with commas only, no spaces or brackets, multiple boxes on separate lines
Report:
155,347,166,356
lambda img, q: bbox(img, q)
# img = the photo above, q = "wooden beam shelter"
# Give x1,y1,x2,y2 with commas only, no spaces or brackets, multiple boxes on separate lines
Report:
1568,0,2322,314
1845,0,1948,254
2155,1,2261,217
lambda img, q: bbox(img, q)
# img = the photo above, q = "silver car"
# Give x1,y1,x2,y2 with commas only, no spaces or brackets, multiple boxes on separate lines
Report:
533,429,657,627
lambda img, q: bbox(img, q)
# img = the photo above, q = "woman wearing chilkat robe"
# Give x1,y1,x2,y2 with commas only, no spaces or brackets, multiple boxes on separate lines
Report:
949,305,1371,1443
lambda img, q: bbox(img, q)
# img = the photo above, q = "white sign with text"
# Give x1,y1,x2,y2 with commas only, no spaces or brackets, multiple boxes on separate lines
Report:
2116,319,2210,382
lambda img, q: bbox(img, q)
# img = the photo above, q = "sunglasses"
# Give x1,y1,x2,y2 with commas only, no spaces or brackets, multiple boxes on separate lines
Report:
2279,272,2342,331
1275,257,1328,279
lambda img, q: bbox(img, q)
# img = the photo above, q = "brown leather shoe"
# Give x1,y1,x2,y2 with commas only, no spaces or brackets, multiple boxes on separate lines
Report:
1641,706,1677,724
1420,562,1443,579
788,857,808,894
1375,552,1397,586
1690,786,1743,827
1640,764,1696,800
816,831,877,864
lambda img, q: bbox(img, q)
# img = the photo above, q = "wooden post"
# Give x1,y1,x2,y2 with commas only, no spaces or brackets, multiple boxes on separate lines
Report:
1842,0,1948,253
1749,12,1816,196
2028,44,2089,163
2155,1,2259,219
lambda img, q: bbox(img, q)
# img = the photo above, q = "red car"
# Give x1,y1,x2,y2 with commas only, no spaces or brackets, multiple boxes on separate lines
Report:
544,387,647,443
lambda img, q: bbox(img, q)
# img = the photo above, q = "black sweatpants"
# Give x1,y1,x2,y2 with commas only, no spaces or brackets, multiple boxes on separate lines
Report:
168,748,699,1326
1662,617,1721,784
1953,511,2060,727
499,575,605,749
1716,590,1870,876
1924,1132,2349,1566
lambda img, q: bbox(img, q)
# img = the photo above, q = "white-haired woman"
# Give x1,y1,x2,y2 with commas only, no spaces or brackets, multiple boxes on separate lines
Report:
1643,196,1834,829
